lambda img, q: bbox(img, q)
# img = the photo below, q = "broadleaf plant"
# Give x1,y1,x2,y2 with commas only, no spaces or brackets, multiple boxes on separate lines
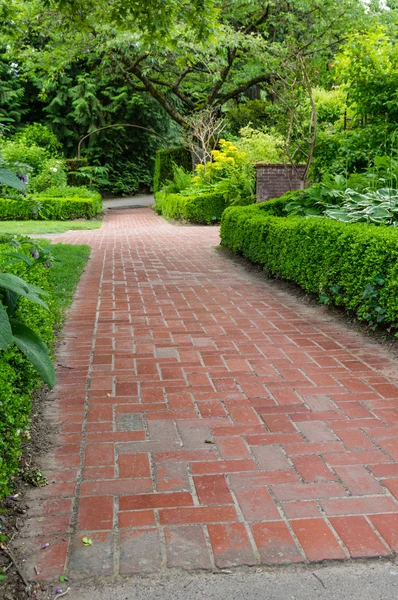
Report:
0,271,55,388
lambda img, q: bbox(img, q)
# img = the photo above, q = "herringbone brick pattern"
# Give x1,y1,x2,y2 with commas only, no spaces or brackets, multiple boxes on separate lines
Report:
17,208,398,581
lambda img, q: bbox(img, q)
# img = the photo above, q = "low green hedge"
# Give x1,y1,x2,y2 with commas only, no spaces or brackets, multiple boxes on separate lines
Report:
0,239,91,496
153,147,192,193
257,191,301,216
0,244,55,496
221,205,398,327
0,193,103,221
155,190,226,224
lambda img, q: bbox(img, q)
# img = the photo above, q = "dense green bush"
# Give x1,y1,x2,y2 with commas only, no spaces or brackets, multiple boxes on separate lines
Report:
35,185,100,199
0,242,55,496
234,125,287,163
0,139,68,194
0,195,102,221
153,147,192,193
225,100,285,136
155,190,226,224
221,205,398,328
311,124,395,180
13,123,62,155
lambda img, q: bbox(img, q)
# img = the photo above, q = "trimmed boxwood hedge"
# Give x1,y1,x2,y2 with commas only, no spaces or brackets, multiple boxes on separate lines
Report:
220,204,398,326
0,193,102,221
153,147,192,193
155,190,226,224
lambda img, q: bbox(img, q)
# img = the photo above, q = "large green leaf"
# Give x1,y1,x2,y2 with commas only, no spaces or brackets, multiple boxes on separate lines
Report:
10,319,55,389
0,273,30,296
0,168,26,192
1,252,33,269
0,304,12,351
0,274,49,311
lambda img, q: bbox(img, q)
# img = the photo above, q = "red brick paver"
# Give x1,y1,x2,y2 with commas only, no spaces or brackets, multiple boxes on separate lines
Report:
17,208,398,580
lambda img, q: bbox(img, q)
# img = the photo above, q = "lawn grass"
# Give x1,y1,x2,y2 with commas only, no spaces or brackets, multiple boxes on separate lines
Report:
0,220,102,235
48,243,91,323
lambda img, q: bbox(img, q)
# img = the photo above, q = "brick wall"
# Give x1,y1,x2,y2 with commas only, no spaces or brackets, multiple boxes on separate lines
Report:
255,163,307,202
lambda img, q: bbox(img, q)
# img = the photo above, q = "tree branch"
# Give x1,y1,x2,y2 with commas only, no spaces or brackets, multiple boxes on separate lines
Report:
216,73,273,103
127,63,188,127
139,75,196,109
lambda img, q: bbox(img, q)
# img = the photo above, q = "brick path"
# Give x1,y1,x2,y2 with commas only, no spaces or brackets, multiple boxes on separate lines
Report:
18,208,398,581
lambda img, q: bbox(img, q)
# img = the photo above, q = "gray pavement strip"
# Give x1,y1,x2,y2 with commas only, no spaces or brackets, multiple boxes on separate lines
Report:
73,560,398,600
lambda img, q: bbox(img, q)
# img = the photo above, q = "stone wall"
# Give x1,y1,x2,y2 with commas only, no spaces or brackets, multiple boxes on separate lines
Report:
255,163,306,202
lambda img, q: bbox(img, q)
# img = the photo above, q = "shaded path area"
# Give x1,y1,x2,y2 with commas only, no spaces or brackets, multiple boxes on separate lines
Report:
18,208,398,582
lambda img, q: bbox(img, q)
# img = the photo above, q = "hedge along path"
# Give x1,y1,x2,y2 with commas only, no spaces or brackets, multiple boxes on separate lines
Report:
16,207,398,582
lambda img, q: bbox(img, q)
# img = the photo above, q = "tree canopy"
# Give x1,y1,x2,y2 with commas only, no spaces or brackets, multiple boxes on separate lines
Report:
0,0,396,193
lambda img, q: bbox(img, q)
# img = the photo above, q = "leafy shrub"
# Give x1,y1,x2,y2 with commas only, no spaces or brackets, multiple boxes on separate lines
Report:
313,87,348,126
0,240,55,496
13,123,62,154
234,125,287,164
225,100,284,136
258,191,301,216
153,147,192,193
0,194,103,221
155,190,226,224
156,140,256,222
220,205,398,328
193,139,256,206
311,124,395,180
162,165,193,195
29,158,68,192
36,185,99,199
1,142,50,177
65,158,89,171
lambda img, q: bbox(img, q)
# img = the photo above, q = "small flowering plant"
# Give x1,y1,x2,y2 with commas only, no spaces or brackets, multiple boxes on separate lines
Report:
192,140,255,206
193,140,249,187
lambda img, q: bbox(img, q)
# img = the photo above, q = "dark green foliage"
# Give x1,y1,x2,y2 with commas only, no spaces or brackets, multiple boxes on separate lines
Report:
311,124,396,180
40,74,174,195
65,158,89,171
0,53,25,130
13,123,61,154
225,100,286,137
153,147,192,193
257,191,301,216
155,190,225,224
220,205,398,327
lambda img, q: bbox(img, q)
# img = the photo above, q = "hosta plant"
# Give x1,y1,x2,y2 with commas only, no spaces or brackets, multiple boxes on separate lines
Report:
324,188,398,226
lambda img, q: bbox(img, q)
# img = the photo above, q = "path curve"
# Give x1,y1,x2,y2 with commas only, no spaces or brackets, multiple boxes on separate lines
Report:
17,208,398,582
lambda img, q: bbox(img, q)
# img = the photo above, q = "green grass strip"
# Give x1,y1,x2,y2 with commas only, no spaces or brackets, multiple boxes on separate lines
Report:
0,220,102,235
